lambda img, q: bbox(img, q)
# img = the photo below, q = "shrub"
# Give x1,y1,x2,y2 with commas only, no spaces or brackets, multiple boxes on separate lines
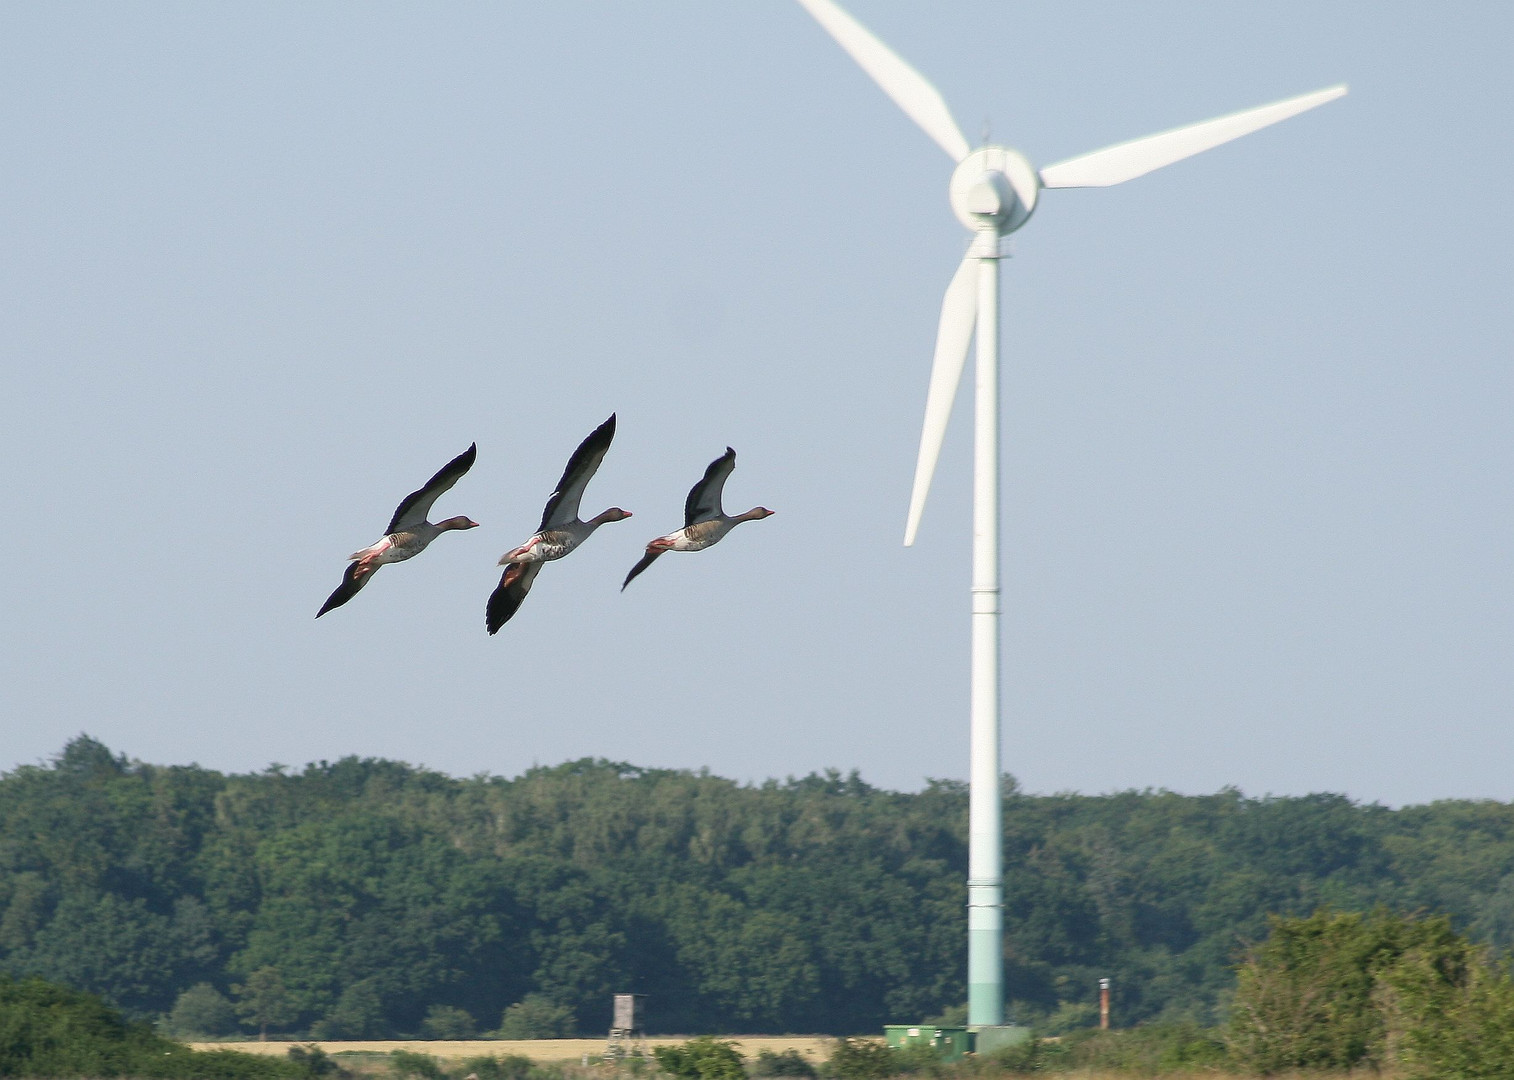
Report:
918,1005,967,1028
157,1048,303,1080
421,1005,478,1040
652,1037,747,1080
0,974,300,1078
1227,908,1467,1072
496,995,577,1040
752,1049,817,1078
984,1023,1226,1076
390,1049,446,1080
981,1037,1044,1075
169,983,239,1038
1378,943,1514,1079
452,1054,535,1080
1227,907,1514,1077
821,1039,893,1080
0,976,164,1077
890,1044,949,1075
287,1044,345,1078
1035,1001,1098,1037
1062,1024,1225,1073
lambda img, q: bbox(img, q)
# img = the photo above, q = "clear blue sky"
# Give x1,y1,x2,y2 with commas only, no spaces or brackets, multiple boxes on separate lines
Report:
2,3,1509,806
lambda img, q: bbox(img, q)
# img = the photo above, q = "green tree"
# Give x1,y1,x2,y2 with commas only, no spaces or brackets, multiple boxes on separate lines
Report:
235,966,297,1041
1468,872,1514,948
0,974,292,1079
1378,941,1514,1079
420,1004,476,1039
229,813,513,1034
1228,909,1468,1072
655,886,819,1030
168,982,238,1038
312,978,385,1039
496,994,576,1039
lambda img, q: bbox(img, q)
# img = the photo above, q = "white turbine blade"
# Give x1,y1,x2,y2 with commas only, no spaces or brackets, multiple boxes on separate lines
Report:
795,0,971,162
905,254,978,546
1039,84,1347,189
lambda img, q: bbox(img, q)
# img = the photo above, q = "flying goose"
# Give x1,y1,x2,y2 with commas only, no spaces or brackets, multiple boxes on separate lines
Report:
487,415,630,633
622,447,772,591
317,443,480,617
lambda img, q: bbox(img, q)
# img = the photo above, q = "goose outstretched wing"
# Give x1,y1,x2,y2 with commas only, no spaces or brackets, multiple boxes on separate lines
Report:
684,447,736,527
388,443,477,533
540,416,616,530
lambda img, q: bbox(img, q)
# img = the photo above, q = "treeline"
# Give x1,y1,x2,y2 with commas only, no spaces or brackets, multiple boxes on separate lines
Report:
3,736,1514,1039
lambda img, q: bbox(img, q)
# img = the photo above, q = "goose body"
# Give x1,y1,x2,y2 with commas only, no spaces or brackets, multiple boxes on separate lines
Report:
317,443,480,617
487,415,630,633
622,447,772,590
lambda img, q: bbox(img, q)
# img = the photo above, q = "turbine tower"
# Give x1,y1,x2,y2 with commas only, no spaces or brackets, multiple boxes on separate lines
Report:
792,0,1345,1029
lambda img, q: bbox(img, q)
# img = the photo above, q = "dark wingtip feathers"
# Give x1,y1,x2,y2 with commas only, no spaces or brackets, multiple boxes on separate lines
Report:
485,582,508,634
316,562,369,618
621,550,662,592
486,564,532,634
435,441,478,481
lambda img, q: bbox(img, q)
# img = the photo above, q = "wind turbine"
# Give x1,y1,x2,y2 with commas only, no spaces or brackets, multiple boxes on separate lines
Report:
792,0,1346,1030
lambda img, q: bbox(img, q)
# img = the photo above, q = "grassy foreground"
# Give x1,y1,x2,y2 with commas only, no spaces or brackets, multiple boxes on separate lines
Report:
188,1039,835,1063
178,1044,1399,1080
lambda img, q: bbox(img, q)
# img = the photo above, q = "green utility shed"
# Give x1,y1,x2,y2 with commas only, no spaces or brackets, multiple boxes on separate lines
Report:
883,1025,973,1062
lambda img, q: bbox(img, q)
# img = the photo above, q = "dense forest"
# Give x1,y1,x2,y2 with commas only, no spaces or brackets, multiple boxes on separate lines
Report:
3,737,1514,1040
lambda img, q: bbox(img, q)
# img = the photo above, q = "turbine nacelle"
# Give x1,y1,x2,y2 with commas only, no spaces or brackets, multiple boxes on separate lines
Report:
950,147,1038,236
